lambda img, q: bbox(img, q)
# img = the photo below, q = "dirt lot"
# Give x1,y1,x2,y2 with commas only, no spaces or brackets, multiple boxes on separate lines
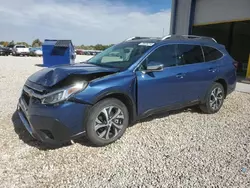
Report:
0,56,250,187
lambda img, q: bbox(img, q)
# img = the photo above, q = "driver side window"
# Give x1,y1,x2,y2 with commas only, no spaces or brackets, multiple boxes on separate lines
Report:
138,44,177,71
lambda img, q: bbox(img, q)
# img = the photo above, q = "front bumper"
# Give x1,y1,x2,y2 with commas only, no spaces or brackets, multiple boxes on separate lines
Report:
0,51,9,55
17,97,90,145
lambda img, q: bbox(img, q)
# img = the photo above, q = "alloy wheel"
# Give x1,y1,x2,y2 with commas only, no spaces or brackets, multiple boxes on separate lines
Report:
95,106,125,140
209,87,223,111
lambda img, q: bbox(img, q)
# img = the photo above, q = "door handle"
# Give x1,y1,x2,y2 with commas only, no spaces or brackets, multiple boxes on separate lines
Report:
208,68,217,73
176,73,185,79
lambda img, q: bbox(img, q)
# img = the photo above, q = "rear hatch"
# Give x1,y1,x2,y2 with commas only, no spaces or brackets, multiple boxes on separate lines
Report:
16,46,29,53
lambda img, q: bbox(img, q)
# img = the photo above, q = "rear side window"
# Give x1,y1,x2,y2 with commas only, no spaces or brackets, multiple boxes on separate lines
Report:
177,44,204,65
202,46,223,62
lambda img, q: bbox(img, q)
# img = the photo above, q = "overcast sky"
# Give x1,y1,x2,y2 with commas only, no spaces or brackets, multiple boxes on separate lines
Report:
0,0,171,45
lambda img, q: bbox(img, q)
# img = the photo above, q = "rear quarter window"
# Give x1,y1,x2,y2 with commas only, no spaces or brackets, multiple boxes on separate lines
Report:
202,46,223,62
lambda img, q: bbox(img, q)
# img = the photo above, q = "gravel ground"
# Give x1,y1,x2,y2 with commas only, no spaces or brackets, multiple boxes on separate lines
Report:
0,56,250,188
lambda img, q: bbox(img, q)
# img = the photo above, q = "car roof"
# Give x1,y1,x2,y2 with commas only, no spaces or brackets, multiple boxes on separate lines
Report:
122,35,220,47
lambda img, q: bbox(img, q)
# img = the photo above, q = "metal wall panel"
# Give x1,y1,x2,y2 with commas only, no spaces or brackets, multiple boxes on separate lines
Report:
170,0,193,35
194,0,250,25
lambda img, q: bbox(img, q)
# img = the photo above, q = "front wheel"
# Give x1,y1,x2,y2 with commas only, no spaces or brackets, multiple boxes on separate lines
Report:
200,82,225,114
86,98,129,146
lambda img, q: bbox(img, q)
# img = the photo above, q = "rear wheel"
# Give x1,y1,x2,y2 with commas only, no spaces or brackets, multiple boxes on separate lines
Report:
86,98,129,146
200,82,225,114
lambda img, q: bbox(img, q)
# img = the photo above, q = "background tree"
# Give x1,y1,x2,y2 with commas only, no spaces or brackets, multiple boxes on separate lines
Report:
0,41,9,47
95,44,113,50
75,44,113,50
4,40,15,48
16,42,30,47
94,44,106,51
32,39,42,47
3,41,9,47
8,40,15,46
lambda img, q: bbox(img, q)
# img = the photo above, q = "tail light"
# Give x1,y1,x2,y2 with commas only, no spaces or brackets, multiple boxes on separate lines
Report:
233,61,239,69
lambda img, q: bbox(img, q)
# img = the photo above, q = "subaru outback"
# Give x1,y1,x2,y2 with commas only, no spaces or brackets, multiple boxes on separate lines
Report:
17,35,237,146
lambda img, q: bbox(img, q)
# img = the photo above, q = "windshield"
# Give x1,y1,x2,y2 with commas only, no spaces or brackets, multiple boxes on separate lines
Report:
87,41,155,69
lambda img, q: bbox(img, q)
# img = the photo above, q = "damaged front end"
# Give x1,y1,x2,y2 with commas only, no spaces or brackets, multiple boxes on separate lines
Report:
22,63,120,105
17,64,121,144
27,63,120,87
23,81,87,105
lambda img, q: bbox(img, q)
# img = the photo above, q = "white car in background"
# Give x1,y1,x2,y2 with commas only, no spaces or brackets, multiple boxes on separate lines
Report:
29,47,43,57
12,45,30,56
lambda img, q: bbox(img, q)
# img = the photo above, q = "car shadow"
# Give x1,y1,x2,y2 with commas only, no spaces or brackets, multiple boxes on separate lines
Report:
73,136,99,147
35,64,46,67
11,111,72,150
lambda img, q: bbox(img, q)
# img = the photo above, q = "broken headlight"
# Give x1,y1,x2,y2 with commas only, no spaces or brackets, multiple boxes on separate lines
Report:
41,82,88,104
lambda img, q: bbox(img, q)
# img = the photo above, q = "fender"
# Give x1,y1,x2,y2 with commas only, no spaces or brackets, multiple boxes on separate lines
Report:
93,90,137,123
200,77,228,103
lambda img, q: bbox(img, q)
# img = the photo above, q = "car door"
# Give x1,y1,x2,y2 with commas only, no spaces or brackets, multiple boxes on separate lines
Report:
176,44,220,103
136,44,190,116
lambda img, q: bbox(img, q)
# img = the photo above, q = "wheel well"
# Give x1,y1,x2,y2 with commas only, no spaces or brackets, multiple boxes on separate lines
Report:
215,79,227,97
97,93,136,124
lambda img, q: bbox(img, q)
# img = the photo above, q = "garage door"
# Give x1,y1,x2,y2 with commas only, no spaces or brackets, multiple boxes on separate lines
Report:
194,0,250,25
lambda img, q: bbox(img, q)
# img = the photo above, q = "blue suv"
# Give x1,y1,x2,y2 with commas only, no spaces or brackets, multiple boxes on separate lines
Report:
17,35,237,146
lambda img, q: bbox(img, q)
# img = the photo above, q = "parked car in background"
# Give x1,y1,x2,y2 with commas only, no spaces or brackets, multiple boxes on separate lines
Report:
12,45,30,56
6,44,15,52
76,49,102,56
83,51,92,55
29,47,43,57
0,46,12,56
75,49,84,55
17,35,237,147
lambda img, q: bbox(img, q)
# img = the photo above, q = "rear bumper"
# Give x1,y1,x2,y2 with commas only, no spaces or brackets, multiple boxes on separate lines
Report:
17,98,90,145
227,76,237,96
15,52,29,55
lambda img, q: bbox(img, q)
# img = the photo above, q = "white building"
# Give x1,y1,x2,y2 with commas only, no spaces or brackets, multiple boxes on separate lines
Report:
170,0,250,75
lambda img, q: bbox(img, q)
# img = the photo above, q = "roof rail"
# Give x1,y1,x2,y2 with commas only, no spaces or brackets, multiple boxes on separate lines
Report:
125,37,139,41
124,36,160,41
161,35,172,40
182,35,217,42
161,35,217,43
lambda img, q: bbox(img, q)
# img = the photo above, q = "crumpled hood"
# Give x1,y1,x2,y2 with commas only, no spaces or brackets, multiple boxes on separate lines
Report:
28,63,119,87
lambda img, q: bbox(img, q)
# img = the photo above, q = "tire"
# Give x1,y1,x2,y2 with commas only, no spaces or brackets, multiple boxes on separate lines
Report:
86,98,129,146
200,82,225,114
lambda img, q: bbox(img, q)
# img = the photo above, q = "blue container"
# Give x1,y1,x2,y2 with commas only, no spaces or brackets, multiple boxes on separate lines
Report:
42,39,75,67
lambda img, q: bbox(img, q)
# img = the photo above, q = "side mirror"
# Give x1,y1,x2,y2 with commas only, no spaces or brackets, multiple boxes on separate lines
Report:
142,61,164,73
